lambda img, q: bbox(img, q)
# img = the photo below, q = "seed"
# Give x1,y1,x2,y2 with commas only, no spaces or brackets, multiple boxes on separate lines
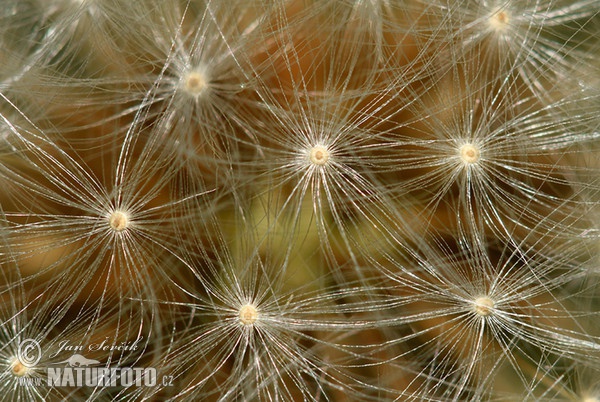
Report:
108,210,130,232
183,70,208,97
459,143,481,164
309,145,330,166
11,359,28,377
239,304,258,326
473,296,495,316
489,8,510,32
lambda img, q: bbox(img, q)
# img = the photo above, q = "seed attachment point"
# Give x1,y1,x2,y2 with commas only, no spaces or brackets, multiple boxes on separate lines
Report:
473,296,495,316
459,143,481,165
11,359,29,377
108,210,130,232
239,304,258,326
182,70,209,98
489,8,510,32
308,145,330,166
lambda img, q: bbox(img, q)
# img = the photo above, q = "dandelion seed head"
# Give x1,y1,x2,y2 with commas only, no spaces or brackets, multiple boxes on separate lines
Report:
472,296,495,316
308,145,331,166
108,210,130,232
459,143,481,165
239,304,258,326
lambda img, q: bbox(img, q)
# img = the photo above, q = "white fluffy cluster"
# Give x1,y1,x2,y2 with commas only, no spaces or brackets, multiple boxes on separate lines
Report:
0,0,598,401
